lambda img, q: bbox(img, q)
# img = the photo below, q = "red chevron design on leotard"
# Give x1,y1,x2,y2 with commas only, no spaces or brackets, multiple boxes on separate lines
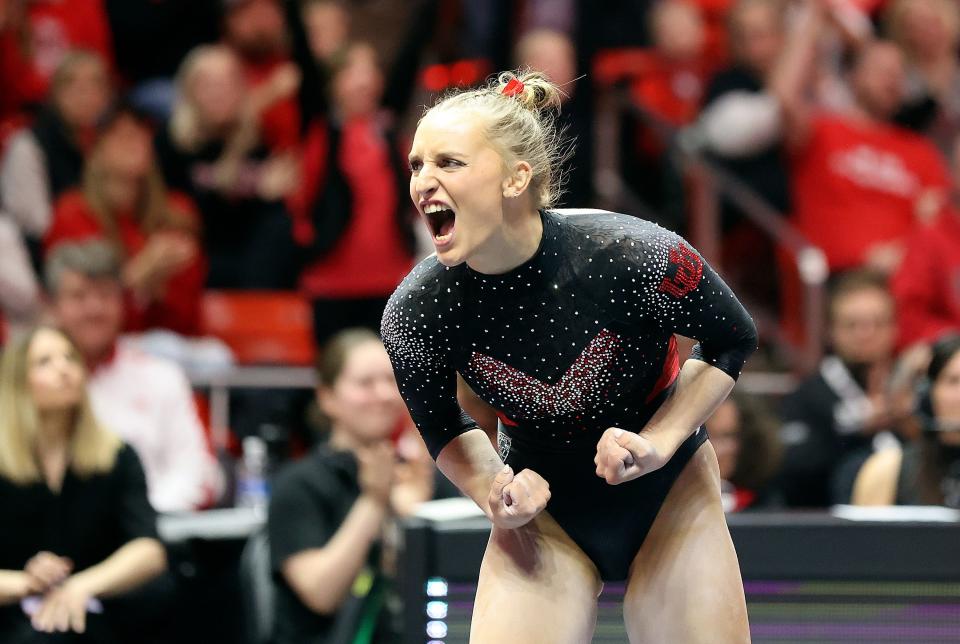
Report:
466,329,622,418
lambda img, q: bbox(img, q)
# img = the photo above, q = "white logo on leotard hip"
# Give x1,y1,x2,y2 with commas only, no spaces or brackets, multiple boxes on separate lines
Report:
497,429,512,461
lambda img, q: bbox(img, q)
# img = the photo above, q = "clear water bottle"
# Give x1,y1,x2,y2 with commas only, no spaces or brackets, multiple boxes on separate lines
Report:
236,436,269,514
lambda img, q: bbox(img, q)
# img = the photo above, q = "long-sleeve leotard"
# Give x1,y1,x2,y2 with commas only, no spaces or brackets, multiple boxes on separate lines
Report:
382,209,758,459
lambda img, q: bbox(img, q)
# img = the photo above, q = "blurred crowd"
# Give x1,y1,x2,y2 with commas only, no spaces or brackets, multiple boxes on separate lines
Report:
2,0,960,642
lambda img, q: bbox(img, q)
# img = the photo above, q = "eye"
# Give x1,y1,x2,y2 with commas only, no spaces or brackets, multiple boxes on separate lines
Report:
408,159,423,173
440,158,464,169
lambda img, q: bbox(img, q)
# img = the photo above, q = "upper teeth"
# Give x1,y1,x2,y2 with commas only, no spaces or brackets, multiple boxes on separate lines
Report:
425,203,449,214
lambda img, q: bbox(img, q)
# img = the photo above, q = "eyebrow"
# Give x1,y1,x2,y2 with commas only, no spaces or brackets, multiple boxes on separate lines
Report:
407,150,465,161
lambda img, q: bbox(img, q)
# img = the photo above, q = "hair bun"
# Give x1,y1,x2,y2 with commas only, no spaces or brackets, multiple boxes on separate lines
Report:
498,70,562,113
423,67,573,208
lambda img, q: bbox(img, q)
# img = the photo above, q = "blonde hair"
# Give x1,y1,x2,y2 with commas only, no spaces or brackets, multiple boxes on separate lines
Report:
884,0,960,57
0,327,121,485
170,45,242,152
424,70,572,209
82,118,195,255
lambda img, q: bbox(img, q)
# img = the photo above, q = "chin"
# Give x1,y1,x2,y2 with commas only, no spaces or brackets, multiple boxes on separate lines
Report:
435,254,465,268
435,246,468,267
43,398,82,413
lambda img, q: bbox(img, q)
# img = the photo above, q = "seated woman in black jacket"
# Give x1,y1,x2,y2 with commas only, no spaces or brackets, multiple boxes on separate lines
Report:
0,326,167,643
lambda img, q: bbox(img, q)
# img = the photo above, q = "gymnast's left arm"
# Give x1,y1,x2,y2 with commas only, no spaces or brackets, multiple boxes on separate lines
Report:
595,229,758,484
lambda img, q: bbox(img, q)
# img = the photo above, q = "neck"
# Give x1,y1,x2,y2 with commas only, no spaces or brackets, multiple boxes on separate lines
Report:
328,425,364,453
83,341,116,370
849,102,886,125
467,206,543,274
35,409,74,455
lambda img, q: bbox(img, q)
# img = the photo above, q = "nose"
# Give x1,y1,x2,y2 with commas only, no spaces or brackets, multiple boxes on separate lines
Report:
413,165,438,200
53,355,75,380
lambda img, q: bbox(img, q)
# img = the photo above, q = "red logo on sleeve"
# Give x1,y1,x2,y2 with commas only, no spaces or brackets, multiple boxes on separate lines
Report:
658,243,703,298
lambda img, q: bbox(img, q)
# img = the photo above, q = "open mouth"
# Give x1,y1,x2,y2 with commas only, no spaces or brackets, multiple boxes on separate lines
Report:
423,203,456,246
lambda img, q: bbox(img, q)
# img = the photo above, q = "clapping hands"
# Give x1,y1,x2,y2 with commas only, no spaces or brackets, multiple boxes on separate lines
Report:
19,551,95,634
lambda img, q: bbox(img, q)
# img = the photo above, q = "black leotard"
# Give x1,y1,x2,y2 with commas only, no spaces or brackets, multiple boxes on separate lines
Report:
382,209,757,579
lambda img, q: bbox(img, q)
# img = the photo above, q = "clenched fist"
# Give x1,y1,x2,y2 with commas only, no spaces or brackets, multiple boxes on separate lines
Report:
488,465,551,529
594,428,670,485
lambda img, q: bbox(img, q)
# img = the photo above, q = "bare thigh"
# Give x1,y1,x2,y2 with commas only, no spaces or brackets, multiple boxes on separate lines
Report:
470,511,603,644
623,441,751,644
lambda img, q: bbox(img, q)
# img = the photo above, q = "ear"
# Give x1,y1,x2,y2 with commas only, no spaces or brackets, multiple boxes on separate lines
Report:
501,159,533,199
317,385,338,419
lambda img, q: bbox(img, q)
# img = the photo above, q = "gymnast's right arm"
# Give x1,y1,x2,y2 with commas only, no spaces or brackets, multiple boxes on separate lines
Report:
382,297,550,528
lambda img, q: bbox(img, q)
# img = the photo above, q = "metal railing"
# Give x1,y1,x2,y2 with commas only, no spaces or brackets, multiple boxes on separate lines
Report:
593,85,828,374
189,366,316,452
186,365,796,453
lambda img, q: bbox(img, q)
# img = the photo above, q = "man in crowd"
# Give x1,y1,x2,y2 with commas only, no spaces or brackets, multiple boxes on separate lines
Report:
47,240,223,512
772,1,949,276
777,271,907,506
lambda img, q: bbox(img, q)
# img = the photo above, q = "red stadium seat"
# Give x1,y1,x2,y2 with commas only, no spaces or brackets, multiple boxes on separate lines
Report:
200,291,316,366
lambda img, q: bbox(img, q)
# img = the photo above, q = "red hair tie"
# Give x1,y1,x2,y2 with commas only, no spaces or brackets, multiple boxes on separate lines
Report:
502,78,524,97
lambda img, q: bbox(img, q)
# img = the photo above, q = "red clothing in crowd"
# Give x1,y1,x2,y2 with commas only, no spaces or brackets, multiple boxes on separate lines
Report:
44,190,205,335
0,0,114,119
891,210,960,348
295,117,413,299
691,0,733,65
631,58,712,126
789,114,949,271
628,52,715,156
242,57,300,153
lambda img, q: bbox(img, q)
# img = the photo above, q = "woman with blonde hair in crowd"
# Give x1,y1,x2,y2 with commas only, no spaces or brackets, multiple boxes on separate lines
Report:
44,105,205,337
155,44,300,289
0,326,167,643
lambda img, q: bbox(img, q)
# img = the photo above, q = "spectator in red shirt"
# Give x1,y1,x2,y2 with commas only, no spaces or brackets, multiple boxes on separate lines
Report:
892,208,960,348
892,137,960,349
633,0,712,131
283,0,434,344
772,1,950,276
292,41,416,345
622,0,714,218
45,105,205,336
0,0,114,121
222,0,301,152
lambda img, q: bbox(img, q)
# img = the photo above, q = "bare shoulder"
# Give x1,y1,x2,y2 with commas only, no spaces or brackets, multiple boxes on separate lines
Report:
851,448,903,506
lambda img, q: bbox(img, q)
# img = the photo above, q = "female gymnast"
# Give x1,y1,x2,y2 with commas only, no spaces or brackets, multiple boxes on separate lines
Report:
381,70,756,643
